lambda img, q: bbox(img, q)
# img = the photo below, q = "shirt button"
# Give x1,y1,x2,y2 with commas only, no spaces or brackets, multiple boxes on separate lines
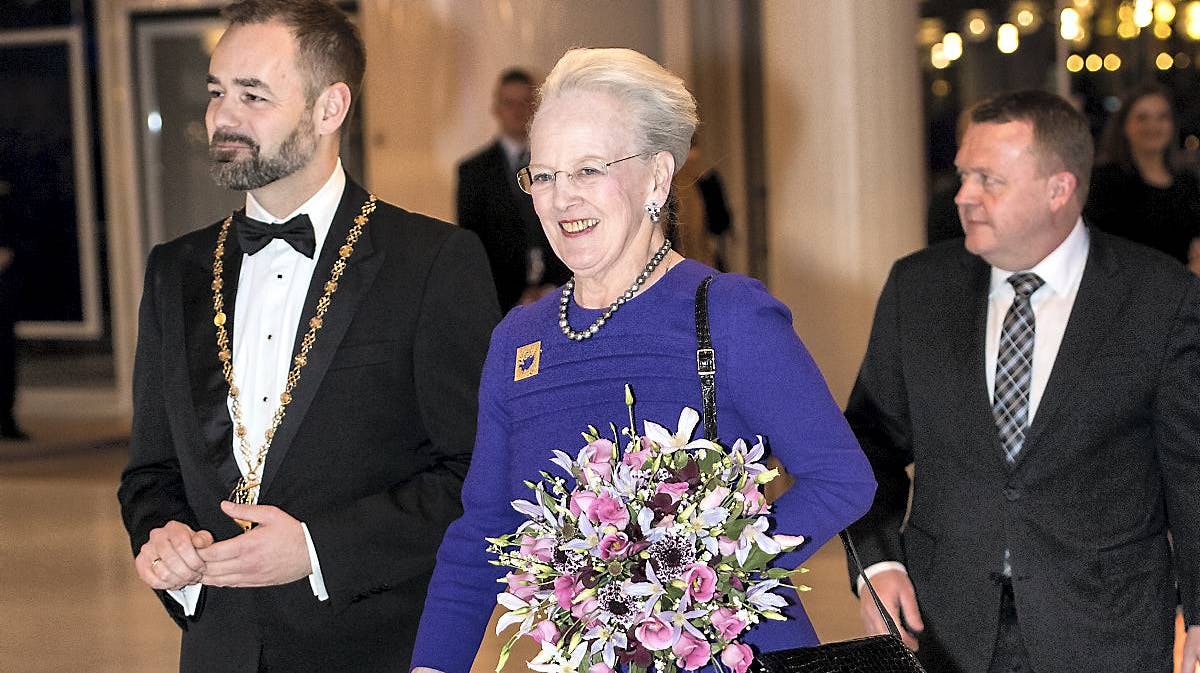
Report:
267,334,272,340
277,274,283,279
1003,487,1021,502
262,396,268,402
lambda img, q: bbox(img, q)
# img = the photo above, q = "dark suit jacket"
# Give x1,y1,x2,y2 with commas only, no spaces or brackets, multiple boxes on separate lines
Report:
845,230,1200,673
456,140,568,312
118,178,500,673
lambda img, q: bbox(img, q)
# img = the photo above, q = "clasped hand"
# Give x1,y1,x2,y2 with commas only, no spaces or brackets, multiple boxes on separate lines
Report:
136,501,311,591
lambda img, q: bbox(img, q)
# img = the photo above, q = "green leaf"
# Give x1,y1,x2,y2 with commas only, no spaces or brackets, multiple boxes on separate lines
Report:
726,500,745,520
697,449,722,474
723,518,751,540
739,546,774,571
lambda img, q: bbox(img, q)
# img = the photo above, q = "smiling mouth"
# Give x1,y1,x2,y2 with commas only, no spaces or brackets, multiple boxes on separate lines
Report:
560,218,599,234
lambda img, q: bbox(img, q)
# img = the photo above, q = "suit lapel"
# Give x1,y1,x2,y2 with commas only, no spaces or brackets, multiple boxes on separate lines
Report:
1015,231,1126,468
258,179,386,498
184,214,244,488
953,251,1004,460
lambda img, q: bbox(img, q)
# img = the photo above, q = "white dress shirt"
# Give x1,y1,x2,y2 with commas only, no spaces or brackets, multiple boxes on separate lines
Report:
498,133,527,174
860,219,1090,589
169,160,345,614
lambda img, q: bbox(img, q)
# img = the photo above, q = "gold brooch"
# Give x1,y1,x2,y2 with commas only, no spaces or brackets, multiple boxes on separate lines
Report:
514,341,541,381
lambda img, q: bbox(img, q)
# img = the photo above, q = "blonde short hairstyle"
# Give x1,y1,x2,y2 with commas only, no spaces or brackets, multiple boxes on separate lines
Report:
537,48,698,173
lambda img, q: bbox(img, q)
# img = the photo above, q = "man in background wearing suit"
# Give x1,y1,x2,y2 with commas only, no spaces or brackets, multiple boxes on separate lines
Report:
456,68,568,313
846,90,1200,673
117,2,498,671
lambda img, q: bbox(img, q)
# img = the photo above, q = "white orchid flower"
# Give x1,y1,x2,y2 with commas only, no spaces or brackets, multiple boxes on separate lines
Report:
698,507,730,528
511,499,543,519
728,436,769,480
527,639,588,673
585,624,628,668
562,516,600,554
637,506,667,543
549,449,575,476
625,562,668,614
611,462,638,497
643,407,720,453
735,516,781,566
746,579,790,611
494,590,535,636
494,604,534,635
773,533,806,551
668,608,709,640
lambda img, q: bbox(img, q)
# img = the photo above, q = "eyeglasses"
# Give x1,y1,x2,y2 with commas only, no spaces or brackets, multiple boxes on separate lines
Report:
516,152,653,195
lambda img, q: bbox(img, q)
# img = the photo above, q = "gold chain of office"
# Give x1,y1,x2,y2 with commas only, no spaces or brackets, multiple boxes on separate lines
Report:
210,195,376,530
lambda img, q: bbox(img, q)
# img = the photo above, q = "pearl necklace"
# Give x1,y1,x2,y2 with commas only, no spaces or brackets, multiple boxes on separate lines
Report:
559,239,672,341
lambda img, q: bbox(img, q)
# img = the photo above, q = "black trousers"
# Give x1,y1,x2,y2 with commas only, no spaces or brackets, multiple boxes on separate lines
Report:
988,579,1033,673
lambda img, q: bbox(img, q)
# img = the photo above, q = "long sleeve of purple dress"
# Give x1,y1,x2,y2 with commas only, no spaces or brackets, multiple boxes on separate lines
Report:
411,260,876,672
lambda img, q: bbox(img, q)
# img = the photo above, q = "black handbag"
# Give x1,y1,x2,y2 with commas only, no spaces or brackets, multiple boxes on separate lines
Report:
693,276,926,673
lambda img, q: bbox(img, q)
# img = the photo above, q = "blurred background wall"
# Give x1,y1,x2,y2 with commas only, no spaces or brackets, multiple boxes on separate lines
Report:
33,0,1200,418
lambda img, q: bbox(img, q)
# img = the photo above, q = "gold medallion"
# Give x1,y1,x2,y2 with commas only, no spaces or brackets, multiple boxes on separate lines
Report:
514,341,541,381
228,477,260,532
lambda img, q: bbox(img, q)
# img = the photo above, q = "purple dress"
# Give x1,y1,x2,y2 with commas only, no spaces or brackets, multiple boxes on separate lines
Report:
412,259,876,671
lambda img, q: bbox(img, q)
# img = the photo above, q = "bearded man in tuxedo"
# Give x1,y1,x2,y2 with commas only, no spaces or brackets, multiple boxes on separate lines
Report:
117,2,499,671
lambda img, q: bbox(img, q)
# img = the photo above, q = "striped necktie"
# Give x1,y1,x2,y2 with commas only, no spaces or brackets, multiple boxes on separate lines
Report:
992,272,1045,464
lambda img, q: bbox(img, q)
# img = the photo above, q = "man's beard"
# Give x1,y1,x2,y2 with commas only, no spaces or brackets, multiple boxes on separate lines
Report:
208,115,316,191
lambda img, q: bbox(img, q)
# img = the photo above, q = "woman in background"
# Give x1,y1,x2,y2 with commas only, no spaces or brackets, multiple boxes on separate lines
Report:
1084,83,1200,270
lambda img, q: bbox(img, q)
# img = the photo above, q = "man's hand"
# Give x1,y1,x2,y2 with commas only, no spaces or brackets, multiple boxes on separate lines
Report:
1181,624,1200,673
859,569,924,651
136,520,214,591
197,501,312,588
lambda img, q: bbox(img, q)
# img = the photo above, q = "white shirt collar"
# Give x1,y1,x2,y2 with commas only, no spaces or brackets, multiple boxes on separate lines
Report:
989,217,1089,299
244,158,345,254
498,135,527,166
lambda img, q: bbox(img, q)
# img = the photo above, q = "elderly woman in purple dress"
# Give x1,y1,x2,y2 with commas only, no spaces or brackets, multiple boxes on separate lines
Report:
411,47,876,673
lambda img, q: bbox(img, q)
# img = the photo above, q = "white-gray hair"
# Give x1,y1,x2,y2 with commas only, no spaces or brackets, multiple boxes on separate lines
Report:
537,47,698,174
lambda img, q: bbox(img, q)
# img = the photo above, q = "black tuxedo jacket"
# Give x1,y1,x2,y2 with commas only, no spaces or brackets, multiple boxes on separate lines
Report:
456,140,568,312
846,230,1200,673
118,179,500,673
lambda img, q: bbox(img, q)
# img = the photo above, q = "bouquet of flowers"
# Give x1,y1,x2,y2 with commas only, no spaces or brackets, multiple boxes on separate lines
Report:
487,385,807,673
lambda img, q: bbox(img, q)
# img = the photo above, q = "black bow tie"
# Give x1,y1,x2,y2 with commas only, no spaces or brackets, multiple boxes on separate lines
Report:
233,211,316,258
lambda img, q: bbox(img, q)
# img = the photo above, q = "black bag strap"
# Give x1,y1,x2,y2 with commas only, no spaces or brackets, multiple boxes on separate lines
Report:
840,532,905,639
694,274,904,641
694,275,718,441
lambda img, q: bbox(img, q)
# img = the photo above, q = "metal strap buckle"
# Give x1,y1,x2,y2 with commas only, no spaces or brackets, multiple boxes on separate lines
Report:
696,347,716,376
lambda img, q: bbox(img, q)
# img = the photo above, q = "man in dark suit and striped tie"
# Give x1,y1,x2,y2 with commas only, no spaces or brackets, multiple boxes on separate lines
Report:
846,90,1200,673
